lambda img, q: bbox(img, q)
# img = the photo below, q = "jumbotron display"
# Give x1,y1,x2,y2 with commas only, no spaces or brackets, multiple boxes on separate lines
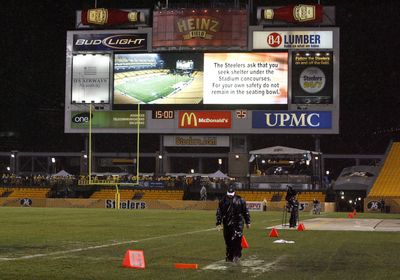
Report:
113,52,288,106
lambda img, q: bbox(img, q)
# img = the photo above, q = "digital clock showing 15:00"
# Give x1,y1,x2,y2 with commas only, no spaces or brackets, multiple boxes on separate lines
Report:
152,110,174,119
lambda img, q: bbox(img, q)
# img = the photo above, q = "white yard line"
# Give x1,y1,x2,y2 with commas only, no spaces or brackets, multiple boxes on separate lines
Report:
0,228,216,261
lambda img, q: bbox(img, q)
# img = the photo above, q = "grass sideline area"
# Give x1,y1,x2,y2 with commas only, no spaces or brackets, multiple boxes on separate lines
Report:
0,208,399,279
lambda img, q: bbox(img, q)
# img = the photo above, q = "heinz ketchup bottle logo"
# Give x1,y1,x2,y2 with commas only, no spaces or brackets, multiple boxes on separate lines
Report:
266,32,282,48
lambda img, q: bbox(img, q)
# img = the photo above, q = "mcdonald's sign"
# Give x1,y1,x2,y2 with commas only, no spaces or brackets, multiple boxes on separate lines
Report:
179,111,231,128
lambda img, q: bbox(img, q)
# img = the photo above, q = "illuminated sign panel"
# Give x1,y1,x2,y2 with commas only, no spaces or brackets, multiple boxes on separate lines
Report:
72,33,147,51
113,52,288,107
253,30,332,49
71,111,145,128
178,111,231,128
292,51,333,104
252,111,332,129
152,9,248,50
203,53,288,104
71,54,110,103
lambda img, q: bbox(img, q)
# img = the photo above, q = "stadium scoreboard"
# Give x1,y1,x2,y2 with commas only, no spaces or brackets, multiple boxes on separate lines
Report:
65,27,339,134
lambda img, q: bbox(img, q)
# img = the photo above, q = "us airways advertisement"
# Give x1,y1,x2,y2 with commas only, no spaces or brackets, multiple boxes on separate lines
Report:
252,111,332,129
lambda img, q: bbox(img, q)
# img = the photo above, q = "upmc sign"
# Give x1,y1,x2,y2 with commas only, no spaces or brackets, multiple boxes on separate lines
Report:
252,111,332,129
179,111,231,128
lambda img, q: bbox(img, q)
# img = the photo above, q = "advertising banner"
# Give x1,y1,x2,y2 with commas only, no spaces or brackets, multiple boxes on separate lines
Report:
253,30,332,49
247,201,263,211
71,111,146,129
164,135,230,147
178,111,231,128
203,52,288,104
152,9,248,49
292,51,333,104
72,33,148,51
71,54,110,104
252,111,332,129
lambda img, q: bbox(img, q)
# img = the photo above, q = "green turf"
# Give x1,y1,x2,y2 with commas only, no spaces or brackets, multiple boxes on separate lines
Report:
115,74,192,103
0,208,399,279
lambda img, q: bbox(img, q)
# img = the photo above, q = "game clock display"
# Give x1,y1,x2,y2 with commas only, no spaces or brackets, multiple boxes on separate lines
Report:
152,110,174,119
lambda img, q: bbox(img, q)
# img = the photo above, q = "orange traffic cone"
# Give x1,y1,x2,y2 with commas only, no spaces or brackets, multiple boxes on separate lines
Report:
348,213,354,218
241,235,249,249
122,250,146,269
297,223,305,231
269,228,279,238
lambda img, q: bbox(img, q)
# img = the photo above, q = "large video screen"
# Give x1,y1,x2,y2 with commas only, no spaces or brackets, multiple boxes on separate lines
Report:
112,52,288,108
113,53,203,106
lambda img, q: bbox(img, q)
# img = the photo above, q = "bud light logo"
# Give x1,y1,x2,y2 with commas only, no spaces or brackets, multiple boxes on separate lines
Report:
72,112,92,124
252,111,332,129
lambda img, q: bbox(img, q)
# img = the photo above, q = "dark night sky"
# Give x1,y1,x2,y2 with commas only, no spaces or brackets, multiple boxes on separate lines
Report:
1,0,400,154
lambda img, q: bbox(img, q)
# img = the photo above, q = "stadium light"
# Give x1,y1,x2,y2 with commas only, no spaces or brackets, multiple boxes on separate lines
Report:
349,200,353,204
261,159,266,164
6,167,10,171
326,170,330,175
190,169,195,174
83,154,88,159
235,154,240,159
341,196,345,200
218,158,222,165
51,157,56,163
11,154,15,158
158,155,163,159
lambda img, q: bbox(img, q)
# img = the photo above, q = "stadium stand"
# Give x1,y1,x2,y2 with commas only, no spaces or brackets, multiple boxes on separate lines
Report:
368,142,400,197
140,190,183,200
236,191,325,202
7,187,51,198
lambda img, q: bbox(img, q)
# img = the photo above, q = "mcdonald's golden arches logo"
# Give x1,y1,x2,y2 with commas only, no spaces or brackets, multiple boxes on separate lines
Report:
179,111,231,128
181,112,198,127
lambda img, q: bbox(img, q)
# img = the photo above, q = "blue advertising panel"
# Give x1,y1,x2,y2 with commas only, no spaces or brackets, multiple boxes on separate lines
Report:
252,111,332,129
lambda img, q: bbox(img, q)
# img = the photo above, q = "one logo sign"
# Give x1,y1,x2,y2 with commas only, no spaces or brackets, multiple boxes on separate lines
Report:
71,112,92,124
179,111,231,128
20,198,32,207
252,111,332,129
73,33,147,51
236,110,247,119
367,201,381,210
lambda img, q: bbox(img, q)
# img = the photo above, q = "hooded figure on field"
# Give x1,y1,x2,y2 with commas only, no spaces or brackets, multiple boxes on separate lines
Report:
216,185,251,263
286,186,299,228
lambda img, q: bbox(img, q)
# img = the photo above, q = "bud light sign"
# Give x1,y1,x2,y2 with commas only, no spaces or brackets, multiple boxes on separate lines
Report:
252,111,332,129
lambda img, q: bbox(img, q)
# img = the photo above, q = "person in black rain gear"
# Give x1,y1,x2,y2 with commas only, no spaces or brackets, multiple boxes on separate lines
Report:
286,186,299,228
216,186,251,263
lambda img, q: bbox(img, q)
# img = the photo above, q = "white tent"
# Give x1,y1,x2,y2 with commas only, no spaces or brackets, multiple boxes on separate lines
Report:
52,170,72,177
249,145,317,155
208,170,230,179
248,146,320,162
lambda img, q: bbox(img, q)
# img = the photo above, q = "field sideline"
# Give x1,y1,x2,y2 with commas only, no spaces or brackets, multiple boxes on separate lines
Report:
0,208,399,279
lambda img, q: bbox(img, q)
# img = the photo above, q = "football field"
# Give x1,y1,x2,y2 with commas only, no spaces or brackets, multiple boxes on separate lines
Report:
115,73,192,103
0,208,399,279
